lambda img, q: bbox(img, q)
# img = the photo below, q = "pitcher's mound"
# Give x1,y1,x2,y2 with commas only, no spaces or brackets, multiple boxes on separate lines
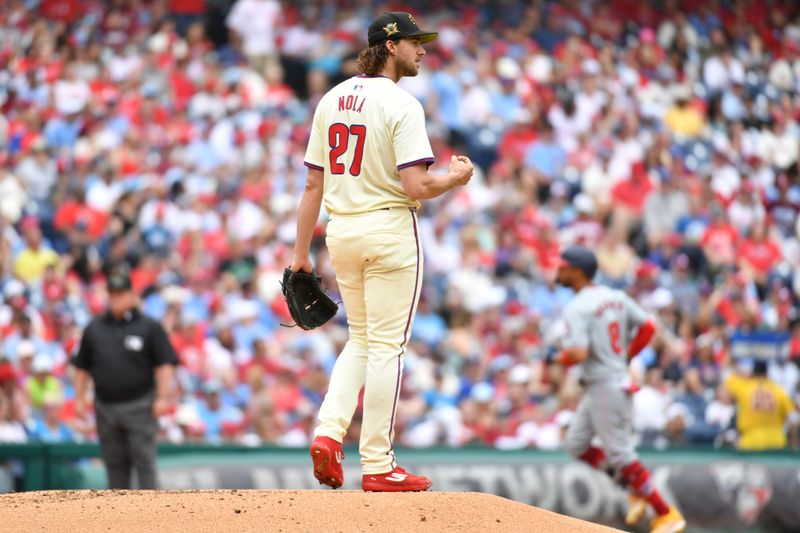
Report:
0,489,620,532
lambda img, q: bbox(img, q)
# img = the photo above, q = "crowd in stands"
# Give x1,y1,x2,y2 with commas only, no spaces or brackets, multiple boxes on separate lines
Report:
1,0,799,452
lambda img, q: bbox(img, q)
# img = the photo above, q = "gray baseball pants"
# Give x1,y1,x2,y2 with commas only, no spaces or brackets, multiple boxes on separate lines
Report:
94,392,158,489
564,379,638,470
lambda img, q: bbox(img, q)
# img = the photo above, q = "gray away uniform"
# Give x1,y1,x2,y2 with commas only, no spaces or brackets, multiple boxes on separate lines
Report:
561,285,650,469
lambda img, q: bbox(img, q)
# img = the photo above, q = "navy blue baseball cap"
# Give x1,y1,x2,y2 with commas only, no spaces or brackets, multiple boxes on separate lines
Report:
367,12,438,47
752,359,769,376
557,246,598,279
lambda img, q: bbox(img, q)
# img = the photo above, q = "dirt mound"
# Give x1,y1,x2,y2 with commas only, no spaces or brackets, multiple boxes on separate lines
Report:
1,489,620,532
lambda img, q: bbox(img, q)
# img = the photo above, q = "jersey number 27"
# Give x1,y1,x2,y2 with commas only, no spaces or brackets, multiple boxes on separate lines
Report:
329,124,366,176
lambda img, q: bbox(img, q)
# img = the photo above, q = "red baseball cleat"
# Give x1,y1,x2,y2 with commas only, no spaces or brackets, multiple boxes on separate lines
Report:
310,436,344,489
362,466,432,492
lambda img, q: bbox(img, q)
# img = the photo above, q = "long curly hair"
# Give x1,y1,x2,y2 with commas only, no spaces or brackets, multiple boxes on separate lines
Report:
356,43,390,76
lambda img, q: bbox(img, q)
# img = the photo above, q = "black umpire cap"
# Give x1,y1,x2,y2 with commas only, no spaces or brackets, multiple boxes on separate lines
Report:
107,269,133,292
558,245,598,280
367,12,438,47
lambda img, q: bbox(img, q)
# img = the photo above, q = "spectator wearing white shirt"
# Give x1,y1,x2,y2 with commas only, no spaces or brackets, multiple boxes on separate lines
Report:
226,196,266,242
86,162,123,213
226,0,282,74
281,9,323,59
548,97,590,153
138,198,186,239
559,193,604,248
574,67,606,124
15,139,57,205
720,81,748,122
460,71,493,129
757,116,799,170
419,215,467,275
0,169,27,224
634,366,673,448
705,384,735,433
767,57,796,93
710,150,741,202
769,358,799,400
53,65,91,116
108,44,144,82
203,316,240,379
608,119,645,182
703,48,745,95
726,182,765,236
580,147,615,206
0,392,27,444
643,173,690,247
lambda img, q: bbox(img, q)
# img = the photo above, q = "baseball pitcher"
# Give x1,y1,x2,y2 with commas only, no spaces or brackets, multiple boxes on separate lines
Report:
291,12,473,492
551,246,686,533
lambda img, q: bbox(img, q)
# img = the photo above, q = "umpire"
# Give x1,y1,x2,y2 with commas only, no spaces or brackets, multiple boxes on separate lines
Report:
72,270,178,489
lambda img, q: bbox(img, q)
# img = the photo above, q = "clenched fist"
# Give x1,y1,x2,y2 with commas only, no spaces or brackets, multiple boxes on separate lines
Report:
449,155,474,186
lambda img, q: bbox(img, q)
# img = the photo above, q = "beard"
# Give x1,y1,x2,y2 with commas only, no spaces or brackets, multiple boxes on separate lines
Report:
397,54,420,77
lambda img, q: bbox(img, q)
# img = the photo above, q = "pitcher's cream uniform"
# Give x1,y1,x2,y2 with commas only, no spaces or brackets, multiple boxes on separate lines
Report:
304,74,433,474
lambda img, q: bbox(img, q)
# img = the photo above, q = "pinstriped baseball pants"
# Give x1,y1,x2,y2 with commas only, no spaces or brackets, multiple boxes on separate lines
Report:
315,207,423,475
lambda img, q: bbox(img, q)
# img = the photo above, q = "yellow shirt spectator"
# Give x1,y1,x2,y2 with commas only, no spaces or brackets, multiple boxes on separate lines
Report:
26,356,63,410
14,247,59,283
664,102,705,138
725,367,795,450
26,375,63,410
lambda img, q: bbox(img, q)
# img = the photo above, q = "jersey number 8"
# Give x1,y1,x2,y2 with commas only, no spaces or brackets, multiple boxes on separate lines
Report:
608,321,622,354
329,124,366,176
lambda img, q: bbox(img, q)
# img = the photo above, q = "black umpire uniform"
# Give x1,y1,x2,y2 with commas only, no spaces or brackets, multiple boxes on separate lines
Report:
72,272,178,489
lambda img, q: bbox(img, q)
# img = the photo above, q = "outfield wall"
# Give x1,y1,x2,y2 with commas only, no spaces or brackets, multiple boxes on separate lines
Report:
1,445,797,532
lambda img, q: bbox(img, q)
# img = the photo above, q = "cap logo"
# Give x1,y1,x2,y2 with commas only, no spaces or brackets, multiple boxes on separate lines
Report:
383,22,399,37
407,14,417,25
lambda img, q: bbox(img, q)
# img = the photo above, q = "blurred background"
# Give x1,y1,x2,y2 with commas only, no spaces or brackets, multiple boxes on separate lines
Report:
0,0,799,530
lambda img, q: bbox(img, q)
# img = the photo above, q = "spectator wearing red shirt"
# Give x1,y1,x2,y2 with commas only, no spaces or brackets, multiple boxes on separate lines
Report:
701,204,739,272
791,320,800,362
238,338,285,383
169,0,206,35
611,161,655,217
568,133,597,172
525,220,562,274
629,260,660,300
170,314,207,377
53,187,108,241
101,4,143,49
40,0,83,24
714,274,761,330
636,27,667,81
461,382,502,446
561,193,605,248
590,3,624,41
89,69,121,107
738,221,783,286
269,369,307,417
497,119,537,164
554,35,597,80
763,280,796,331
